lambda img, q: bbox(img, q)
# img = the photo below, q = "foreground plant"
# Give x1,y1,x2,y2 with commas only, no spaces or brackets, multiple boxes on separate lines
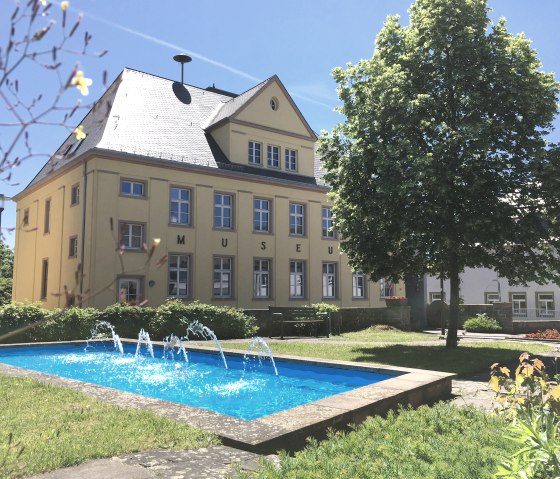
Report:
490,353,560,478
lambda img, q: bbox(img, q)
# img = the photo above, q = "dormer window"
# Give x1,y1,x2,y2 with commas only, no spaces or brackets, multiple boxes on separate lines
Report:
248,141,262,165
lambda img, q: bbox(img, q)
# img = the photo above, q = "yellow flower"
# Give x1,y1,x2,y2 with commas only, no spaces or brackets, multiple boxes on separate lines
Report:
71,70,92,96
60,1,69,11
73,125,86,140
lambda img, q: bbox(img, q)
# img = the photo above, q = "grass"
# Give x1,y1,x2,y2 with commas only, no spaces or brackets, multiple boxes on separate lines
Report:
222,340,553,376
242,402,515,479
330,325,439,342
0,375,218,478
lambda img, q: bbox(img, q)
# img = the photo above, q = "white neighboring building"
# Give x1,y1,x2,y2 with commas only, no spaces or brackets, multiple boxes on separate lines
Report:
425,268,560,321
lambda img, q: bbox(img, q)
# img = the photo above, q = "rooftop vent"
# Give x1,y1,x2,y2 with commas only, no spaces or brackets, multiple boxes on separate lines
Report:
173,53,192,84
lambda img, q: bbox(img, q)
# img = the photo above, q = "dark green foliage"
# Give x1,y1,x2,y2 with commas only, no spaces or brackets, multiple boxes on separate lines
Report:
152,300,258,340
463,313,502,333
0,303,50,343
248,402,515,479
0,301,257,343
320,0,560,348
97,303,156,339
0,278,13,307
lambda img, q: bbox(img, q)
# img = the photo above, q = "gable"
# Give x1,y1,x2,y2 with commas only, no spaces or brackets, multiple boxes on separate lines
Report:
234,79,316,140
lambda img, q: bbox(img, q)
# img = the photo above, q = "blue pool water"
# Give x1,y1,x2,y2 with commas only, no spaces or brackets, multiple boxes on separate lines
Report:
0,343,397,420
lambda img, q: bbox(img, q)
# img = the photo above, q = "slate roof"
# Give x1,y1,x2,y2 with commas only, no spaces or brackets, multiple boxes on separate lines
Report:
24,68,328,192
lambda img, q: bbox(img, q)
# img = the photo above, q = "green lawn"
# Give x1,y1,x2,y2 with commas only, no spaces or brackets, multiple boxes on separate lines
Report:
330,325,440,342
242,402,515,479
222,340,553,376
0,375,218,478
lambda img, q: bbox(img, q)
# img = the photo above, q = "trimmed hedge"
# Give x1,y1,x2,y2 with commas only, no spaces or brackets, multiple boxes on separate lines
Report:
0,300,257,343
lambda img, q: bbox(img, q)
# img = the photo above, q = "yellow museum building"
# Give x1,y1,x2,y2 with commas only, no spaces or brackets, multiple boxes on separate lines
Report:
12,67,402,309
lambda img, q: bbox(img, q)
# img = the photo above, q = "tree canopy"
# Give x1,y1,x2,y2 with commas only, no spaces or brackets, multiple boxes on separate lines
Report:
320,0,560,347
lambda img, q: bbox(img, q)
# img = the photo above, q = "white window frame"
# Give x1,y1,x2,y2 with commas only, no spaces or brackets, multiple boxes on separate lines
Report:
248,141,262,165
267,145,279,168
289,203,305,236
352,272,366,299
289,260,305,299
253,258,271,298
170,187,191,226
120,179,145,197
118,278,142,304
253,198,270,233
429,291,446,303
120,222,144,250
168,254,190,298
322,206,336,239
536,292,555,317
285,148,297,171
322,262,337,299
213,256,233,298
380,278,395,298
510,292,527,317
484,292,500,304
214,193,233,229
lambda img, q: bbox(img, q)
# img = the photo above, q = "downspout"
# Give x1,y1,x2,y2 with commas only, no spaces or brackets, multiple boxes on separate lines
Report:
78,158,88,306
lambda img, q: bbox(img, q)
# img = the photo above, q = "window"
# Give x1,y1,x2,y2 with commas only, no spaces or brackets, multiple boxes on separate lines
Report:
70,184,79,206
289,260,305,298
289,203,305,236
168,254,190,298
510,292,527,317
119,222,144,250
214,193,233,229
380,278,394,298
120,179,145,197
22,208,29,226
253,198,270,233
44,199,51,234
40,259,48,300
484,292,500,304
429,291,446,303
536,292,555,317
170,187,191,225
118,278,142,304
352,272,366,298
213,256,233,298
253,259,271,298
69,236,78,258
248,141,262,165
270,97,279,111
322,207,336,238
285,148,297,171
322,262,337,298
267,145,279,168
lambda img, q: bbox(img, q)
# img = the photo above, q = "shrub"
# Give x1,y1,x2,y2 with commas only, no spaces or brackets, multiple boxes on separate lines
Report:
463,313,502,333
526,329,560,340
34,307,100,342
152,300,257,340
97,303,156,339
490,353,560,478
0,302,51,343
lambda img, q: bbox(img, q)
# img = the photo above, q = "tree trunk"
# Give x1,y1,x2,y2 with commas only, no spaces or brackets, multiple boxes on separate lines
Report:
446,256,460,348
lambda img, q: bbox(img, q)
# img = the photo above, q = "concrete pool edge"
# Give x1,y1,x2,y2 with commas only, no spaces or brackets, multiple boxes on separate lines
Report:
0,342,455,454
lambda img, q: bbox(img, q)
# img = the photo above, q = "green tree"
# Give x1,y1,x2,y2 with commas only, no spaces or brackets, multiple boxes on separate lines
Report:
0,241,14,305
320,0,560,347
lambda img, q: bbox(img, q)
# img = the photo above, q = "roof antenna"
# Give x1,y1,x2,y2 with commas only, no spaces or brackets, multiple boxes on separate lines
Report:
173,53,192,84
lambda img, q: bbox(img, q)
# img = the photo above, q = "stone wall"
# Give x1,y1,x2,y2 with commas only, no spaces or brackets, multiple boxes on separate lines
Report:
245,305,415,337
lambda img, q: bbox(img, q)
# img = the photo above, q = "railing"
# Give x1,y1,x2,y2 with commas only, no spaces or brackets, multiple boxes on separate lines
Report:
512,308,560,321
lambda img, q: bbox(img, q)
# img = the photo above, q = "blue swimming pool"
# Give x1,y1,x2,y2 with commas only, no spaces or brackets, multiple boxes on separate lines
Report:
0,342,397,420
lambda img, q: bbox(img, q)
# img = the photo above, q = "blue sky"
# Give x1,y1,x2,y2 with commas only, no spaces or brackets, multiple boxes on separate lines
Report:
2,0,559,247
